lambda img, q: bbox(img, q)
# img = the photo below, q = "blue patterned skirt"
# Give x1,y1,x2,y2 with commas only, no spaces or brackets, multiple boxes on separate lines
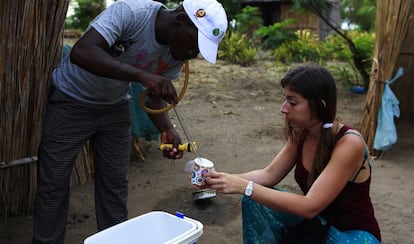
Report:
242,194,380,244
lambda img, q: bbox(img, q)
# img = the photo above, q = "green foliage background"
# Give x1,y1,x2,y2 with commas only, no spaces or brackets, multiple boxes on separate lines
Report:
65,0,106,31
64,0,376,86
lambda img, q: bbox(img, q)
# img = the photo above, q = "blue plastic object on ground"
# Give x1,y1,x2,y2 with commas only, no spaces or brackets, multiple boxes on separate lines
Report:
350,85,366,94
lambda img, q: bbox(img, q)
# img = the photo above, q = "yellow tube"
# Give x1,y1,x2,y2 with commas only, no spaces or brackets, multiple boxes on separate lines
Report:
158,142,198,152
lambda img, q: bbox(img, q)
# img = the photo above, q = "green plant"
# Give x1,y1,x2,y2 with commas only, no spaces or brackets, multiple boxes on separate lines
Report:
321,30,375,87
232,6,263,46
319,34,350,61
66,0,106,31
218,31,257,66
254,19,297,51
273,29,323,64
233,6,262,33
351,31,375,71
322,30,375,64
328,62,364,88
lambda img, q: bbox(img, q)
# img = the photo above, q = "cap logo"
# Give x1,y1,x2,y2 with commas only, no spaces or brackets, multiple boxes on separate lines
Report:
195,9,206,18
212,28,220,36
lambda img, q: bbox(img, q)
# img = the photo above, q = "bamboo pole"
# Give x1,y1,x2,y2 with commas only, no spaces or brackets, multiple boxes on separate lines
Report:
0,156,38,169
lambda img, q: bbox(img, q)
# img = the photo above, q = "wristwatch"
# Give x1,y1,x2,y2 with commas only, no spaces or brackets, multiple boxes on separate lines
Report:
244,181,254,197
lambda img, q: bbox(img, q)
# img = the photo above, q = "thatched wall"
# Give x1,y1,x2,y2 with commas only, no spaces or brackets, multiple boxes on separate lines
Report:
0,1,69,221
392,21,414,121
361,0,414,152
0,0,142,222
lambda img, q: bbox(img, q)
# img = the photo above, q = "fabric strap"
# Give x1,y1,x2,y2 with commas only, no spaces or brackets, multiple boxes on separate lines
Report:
343,131,371,182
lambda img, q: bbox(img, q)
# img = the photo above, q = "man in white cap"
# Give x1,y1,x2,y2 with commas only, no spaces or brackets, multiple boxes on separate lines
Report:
183,0,228,63
32,0,227,243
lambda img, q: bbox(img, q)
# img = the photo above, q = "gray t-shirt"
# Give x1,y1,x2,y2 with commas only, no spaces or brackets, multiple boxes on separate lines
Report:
53,0,182,105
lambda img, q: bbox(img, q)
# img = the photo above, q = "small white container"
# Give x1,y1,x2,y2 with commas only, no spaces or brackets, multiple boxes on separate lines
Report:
84,211,203,244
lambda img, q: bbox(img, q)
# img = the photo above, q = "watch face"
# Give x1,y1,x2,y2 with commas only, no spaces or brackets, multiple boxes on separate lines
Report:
245,181,253,197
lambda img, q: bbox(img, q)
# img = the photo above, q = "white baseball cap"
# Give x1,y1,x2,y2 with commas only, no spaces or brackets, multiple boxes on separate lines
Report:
183,0,228,64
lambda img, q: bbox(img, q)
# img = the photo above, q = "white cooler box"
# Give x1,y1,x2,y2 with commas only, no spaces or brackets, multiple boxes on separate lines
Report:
84,211,203,244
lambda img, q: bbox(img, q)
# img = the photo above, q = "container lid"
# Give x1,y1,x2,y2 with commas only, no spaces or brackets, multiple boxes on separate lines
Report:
84,211,203,244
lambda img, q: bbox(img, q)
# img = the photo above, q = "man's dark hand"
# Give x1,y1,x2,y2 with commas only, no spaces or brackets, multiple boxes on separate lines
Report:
138,72,178,105
160,128,183,159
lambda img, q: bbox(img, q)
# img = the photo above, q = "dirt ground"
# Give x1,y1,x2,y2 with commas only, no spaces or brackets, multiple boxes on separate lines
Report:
1,58,413,243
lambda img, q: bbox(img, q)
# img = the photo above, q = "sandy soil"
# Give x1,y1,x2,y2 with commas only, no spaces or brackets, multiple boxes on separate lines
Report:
1,58,413,243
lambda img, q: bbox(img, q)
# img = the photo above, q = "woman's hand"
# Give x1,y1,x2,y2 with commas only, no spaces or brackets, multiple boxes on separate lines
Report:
204,171,247,194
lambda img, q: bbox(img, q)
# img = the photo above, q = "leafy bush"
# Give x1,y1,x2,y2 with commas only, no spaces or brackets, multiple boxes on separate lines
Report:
231,6,263,46
218,31,257,66
273,29,323,64
319,34,350,61
322,30,375,86
322,30,375,65
271,28,375,82
233,6,262,33
350,31,375,70
254,19,297,51
328,62,364,88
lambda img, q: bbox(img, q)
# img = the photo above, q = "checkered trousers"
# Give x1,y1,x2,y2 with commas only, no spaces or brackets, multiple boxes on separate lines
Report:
32,87,131,244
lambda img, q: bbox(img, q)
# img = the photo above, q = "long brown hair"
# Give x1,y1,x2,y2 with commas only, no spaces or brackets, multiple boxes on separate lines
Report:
281,65,337,185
